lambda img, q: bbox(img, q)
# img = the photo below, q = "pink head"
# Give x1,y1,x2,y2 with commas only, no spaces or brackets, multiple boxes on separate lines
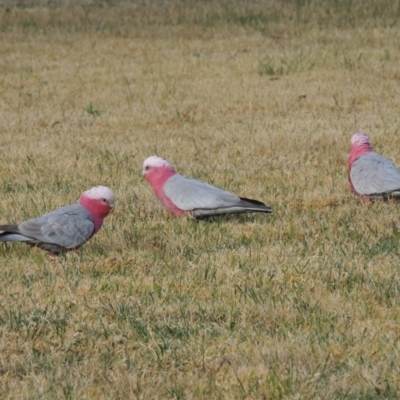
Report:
78,186,115,230
348,131,373,170
142,156,184,215
351,132,372,148
142,156,176,185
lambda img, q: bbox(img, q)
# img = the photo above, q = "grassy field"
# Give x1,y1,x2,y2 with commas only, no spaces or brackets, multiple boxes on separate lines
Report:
0,0,400,398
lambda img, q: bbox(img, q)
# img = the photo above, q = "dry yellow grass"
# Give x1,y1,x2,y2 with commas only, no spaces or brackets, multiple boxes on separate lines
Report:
0,1,400,398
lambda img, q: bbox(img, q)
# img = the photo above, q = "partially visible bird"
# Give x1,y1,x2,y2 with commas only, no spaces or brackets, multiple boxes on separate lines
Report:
143,156,272,218
348,132,400,201
0,186,115,254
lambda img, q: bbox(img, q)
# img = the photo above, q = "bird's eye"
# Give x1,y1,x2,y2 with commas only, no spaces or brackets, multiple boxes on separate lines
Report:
102,198,107,203
145,165,150,171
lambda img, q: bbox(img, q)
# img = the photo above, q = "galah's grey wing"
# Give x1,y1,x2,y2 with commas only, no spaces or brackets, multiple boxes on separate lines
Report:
351,151,400,197
0,226,82,254
0,204,95,253
17,204,95,250
164,174,272,217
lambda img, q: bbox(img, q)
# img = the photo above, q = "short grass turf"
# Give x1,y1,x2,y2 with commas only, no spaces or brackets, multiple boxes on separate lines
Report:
0,0,400,398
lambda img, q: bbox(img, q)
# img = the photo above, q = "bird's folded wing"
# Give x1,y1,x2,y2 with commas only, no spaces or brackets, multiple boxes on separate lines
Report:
164,175,241,211
18,205,95,249
351,152,400,195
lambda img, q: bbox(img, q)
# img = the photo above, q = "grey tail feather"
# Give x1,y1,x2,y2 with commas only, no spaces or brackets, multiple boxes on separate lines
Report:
0,225,26,243
0,229,66,255
371,191,400,201
239,197,273,212
0,224,20,233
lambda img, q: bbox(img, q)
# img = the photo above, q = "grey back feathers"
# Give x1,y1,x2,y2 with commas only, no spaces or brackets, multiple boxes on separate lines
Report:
351,151,400,197
164,174,272,217
0,204,95,254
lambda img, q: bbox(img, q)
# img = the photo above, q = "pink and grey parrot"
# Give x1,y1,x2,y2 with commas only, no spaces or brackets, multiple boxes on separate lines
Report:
143,156,272,218
0,186,115,254
349,132,400,201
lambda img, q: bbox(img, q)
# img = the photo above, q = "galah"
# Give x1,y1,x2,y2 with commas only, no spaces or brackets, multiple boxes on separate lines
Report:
349,132,400,200
0,186,115,254
143,156,272,217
